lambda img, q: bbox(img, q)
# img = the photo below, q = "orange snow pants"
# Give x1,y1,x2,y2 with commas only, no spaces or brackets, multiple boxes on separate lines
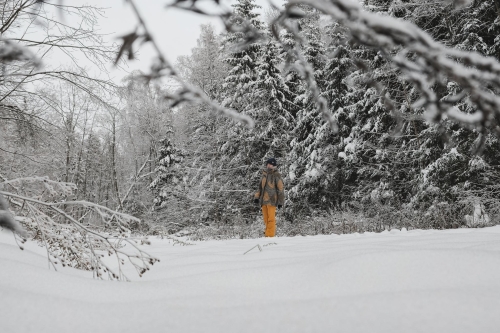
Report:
262,204,276,237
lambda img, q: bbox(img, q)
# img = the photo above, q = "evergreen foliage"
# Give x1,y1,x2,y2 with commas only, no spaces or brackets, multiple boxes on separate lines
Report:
150,138,185,209
222,0,264,110
176,0,500,231
4,0,500,244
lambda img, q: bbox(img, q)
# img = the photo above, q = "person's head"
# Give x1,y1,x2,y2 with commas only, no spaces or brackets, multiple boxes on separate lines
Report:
266,157,277,170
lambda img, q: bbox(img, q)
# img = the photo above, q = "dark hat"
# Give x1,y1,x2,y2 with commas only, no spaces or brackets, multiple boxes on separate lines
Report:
266,157,277,166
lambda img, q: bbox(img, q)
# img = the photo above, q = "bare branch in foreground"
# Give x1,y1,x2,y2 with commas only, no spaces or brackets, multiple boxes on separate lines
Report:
116,0,254,128
0,183,159,281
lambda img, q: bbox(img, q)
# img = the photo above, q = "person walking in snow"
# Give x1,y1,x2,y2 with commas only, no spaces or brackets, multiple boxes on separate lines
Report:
254,157,285,237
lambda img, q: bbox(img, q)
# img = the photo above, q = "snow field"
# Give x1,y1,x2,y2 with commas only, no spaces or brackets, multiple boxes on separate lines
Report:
1,226,500,333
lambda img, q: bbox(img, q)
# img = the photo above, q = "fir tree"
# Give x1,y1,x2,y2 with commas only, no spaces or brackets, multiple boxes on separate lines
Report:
338,0,500,218
212,34,298,222
221,0,264,111
288,19,355,214
149,138,185,209
250,37,296,158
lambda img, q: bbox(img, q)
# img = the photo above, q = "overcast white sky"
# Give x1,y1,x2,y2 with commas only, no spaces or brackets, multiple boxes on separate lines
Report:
69,0,283,81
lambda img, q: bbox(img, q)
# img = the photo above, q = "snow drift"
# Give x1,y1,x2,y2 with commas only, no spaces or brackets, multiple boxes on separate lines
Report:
1,226,500,333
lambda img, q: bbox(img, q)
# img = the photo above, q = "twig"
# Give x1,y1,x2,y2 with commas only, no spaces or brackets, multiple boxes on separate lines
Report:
122,0,254,127
243,244,263,255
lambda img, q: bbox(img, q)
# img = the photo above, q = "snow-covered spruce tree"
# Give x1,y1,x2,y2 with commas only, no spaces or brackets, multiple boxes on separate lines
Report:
215,25,303,226
221,34,297,168
278,16,306,116
187,0,267,227
150,137,185,212
221,0,264,111
251,36,297,152
287,13,354,218
300,6,326,82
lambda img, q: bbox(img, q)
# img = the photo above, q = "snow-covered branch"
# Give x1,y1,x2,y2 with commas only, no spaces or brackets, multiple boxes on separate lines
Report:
162,0,500,137
276,0,500,132
0,178,158,281
115,0,254,128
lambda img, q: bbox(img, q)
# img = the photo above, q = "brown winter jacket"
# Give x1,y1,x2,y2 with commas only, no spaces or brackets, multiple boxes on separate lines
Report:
254,168,285,207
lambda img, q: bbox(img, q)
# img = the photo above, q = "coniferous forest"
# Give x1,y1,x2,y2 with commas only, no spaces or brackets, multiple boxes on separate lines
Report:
2,0,500,276
173,0,500,237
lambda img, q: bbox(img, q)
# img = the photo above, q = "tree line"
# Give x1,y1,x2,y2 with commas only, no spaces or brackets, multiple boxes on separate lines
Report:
1,0,500,250
167,0,500,236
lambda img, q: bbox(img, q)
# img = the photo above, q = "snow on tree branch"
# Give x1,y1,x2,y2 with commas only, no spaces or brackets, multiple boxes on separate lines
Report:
7,0,500,134
0,177,159,281
276,0,500,133
0,194,27,238
159,0,500,139
115,0,255,128
0,39,40,67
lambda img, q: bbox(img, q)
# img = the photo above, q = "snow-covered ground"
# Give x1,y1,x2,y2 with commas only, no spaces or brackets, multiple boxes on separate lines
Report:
1,226,500,333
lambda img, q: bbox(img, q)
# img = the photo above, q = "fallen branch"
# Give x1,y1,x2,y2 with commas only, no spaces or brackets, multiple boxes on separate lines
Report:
243,244,263,255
